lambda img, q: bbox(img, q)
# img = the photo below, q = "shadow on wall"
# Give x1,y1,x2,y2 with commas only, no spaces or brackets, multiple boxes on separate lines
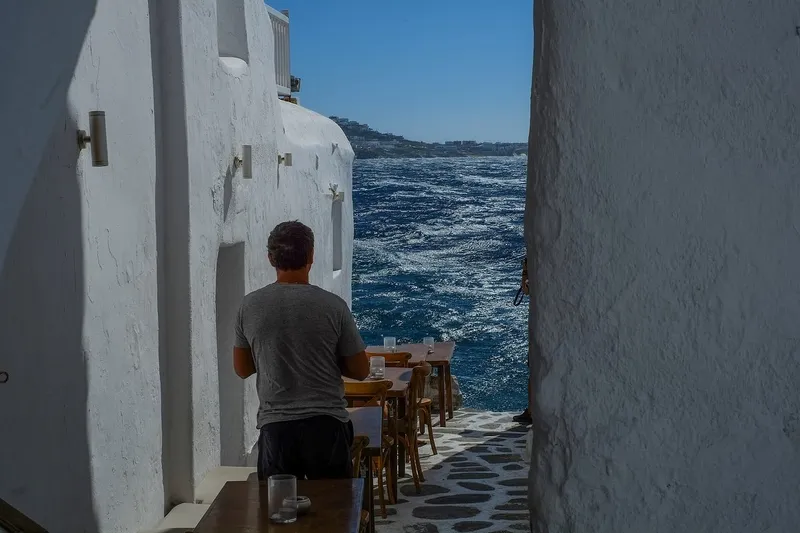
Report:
0,113,97,532
217,243,246,466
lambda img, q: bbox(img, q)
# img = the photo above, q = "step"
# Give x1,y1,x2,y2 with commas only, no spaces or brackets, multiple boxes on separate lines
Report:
195,466,257,504
140,503,210,533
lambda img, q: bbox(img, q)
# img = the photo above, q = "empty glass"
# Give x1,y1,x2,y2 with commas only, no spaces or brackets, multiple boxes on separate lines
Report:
383,336,397,353
423,337,435,353
268,474,297,524
369,356,386,379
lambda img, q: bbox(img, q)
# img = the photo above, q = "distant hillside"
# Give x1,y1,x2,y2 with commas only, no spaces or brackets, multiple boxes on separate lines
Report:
330,116,527,159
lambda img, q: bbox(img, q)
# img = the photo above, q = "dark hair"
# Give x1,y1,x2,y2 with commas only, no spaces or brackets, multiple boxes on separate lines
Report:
268,221,314,271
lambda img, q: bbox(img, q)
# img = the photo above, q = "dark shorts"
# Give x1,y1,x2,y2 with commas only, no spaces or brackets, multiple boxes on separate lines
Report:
257,415,354,481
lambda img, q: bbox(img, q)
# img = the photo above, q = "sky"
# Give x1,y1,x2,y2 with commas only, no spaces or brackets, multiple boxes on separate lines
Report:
268,0,533,143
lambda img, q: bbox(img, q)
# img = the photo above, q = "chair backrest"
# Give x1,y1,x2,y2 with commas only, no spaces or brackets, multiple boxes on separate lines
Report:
350,435,369,478
405,363,431,434
366,351,412,367
344,379,391,409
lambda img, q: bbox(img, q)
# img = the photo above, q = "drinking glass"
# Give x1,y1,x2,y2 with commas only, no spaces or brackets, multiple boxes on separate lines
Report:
383,336,397,353
423,337,435,352
268,474,297,524
369,356,386,379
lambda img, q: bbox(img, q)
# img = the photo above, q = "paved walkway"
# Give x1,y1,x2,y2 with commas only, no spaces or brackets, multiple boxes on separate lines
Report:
376,410,531,533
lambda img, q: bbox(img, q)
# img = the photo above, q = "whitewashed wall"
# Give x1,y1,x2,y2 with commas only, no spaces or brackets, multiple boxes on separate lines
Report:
526,1,800,531
0,1,162,532
1,0,355,531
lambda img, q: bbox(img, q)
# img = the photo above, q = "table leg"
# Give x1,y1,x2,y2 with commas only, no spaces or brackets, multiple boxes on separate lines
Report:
438,364,446,427
388,398,399,499
366,456,375,533
445,363,454,420
397,396,407,480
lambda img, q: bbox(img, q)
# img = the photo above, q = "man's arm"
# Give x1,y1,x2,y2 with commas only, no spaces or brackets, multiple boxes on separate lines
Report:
340,350,369,381
337,306,369,381
233,346,256,378
233,303,255,378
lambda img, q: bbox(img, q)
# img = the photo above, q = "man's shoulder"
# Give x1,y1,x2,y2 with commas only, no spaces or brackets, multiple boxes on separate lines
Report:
242,284,348,309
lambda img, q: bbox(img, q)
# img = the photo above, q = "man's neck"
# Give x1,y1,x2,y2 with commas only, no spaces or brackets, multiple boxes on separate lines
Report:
276,269,309,284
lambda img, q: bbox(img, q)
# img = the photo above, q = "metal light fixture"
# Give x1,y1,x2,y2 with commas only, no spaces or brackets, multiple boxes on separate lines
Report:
278,152,293,167
77,111,108,167
242,145,252,179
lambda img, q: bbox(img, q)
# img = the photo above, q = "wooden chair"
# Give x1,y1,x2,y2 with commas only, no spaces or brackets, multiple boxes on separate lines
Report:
398,363,431,493
359,510,370,533
351,435,369,478
344,379,394,517
366,351,412,367
417,381,438,455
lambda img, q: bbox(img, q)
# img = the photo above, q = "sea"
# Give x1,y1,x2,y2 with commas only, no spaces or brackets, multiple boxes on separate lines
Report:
351,156,529,413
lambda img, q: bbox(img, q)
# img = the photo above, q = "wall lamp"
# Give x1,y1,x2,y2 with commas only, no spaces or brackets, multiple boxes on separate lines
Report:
278,152,293,166
77,111,108,167
328,183,344,202
234,145,253,179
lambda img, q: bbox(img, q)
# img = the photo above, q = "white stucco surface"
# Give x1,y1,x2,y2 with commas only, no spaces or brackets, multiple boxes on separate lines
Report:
0,0,96,268
526,1,800,531
1,0,354,531
1,1,162,532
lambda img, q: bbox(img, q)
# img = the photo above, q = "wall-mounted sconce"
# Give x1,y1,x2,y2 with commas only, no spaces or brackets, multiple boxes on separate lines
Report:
236,145,252,179
328,183,344,202
278,152,293,167
77,111,108,167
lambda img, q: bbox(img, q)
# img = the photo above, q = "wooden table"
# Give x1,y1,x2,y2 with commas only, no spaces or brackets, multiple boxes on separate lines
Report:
344,367,412,498
366,341,456,426
347,407,382,533
194,479,364,533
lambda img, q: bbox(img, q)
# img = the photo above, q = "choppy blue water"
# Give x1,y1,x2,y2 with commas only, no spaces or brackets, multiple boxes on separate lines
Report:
351,156,529,412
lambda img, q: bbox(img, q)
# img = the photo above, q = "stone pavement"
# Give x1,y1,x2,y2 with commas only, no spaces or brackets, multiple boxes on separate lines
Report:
375,409,531,533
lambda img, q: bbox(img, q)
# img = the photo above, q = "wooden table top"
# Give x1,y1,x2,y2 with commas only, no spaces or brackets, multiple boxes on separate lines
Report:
365,341,455,365
194,479,364,533
347,406,382,455
343,366,412,398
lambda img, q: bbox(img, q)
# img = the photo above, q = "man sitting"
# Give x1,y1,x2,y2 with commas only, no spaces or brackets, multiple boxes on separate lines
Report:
232,221,370,480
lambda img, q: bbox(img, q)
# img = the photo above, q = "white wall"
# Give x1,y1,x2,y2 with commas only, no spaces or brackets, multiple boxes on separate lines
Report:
155,0,355,507
1,0,354,530
526,1,800,531
0,0,96,268
0,1,162,532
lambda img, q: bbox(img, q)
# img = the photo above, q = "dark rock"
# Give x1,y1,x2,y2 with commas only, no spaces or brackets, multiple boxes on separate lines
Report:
450,462,484,469
447,472,500,480
413,506,481,520
495,502,528,511
498,478,528,487
426,494,491,505
444,456,469,463
457,481,495,492
453,521,493,532
507,490,528,497
508,524,532,531
403,524,440,533
503,464,525,471
480,454,523,464
496,447,512,453
400,484,450,497
491,513,531,521
430,464,444,470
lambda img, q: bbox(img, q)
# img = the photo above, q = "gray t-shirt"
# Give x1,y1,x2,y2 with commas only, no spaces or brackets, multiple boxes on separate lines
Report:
234,283,365,428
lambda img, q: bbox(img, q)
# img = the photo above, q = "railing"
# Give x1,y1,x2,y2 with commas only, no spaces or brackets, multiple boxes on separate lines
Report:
265,6,291,96
0,499,47,533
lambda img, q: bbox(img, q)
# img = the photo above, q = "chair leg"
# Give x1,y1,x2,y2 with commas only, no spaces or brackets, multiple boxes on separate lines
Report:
406,437,422,493
384,456,396,504
414,442,426,483
376,459,387,519
419,410,426,435
426,408,438,455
